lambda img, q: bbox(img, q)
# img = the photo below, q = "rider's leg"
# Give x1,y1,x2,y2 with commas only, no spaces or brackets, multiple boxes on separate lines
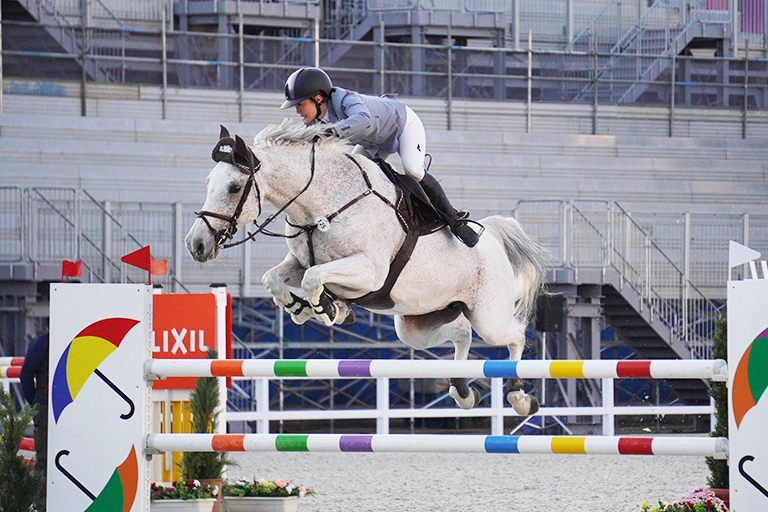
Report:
398,107,479,248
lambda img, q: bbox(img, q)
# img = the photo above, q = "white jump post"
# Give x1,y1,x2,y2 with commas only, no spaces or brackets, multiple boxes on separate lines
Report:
727,241,768,511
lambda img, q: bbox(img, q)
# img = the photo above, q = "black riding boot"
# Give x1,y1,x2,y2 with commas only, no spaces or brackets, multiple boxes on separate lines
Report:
420,172,480,247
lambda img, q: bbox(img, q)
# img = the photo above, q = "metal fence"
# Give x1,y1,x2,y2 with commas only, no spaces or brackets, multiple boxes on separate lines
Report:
1,188,741,361
2,189,752,301
3,19,768,118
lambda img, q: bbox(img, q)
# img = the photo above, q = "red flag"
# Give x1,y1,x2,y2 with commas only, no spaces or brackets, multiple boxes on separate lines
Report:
121,246,151,272
61,260,82,278
150,258,167,275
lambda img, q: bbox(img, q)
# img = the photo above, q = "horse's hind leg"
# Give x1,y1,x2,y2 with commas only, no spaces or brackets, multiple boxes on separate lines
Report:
447,323,482,410
468,309,540,416
505,338,540,416
394,308,481,410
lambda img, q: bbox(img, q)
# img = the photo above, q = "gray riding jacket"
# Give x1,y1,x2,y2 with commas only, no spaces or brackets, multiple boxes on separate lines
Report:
320,87,408,157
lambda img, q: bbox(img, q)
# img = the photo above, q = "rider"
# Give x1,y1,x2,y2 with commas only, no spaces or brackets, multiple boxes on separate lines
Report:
280,67,480,248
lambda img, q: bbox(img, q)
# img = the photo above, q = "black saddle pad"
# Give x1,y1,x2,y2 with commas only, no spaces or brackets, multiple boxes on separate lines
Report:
373,158,443,231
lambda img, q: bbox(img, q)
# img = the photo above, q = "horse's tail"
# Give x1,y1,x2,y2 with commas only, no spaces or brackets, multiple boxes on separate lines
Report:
481,216,547,322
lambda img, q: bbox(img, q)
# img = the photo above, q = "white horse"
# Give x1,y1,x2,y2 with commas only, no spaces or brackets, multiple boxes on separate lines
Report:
185,121,547,415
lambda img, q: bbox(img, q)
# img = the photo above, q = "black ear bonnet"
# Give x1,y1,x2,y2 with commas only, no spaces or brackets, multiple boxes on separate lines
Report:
212,125,257,172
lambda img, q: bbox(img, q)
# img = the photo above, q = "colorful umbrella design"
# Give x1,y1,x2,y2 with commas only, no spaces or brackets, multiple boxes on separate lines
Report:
52,318,140,423
733,326,768,428
55,445,139,512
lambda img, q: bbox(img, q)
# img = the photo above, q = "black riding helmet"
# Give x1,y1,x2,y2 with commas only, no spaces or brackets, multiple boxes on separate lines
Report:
280,67,333,110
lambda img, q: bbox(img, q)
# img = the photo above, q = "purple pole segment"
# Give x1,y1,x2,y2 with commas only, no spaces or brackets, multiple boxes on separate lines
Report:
338,360,372,377
339,435,374,452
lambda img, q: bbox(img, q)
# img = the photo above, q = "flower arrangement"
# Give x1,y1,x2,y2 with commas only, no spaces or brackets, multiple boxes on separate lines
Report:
222,478,313,499
639,489,728,512
150,480,218,501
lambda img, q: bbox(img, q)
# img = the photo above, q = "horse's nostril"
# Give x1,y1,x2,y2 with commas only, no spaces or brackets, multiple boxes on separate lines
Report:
196,242,205,256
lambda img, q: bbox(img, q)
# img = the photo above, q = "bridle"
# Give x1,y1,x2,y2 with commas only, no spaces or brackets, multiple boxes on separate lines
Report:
194,128,317,249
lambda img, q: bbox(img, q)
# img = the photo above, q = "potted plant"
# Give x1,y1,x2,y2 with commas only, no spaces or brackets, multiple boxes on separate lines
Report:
169,350,231,512
221,478,313,512
705,313,729,507
639,489,728,511
150,480,218,511
0,387,44,512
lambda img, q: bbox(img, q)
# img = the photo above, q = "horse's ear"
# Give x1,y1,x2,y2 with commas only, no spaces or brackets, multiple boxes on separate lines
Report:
234,134,257,170
235,134,248,158
220,125,230,140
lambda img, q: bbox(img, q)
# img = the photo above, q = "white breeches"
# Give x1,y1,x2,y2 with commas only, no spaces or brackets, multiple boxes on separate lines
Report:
396,106,427,181
356,106,427,181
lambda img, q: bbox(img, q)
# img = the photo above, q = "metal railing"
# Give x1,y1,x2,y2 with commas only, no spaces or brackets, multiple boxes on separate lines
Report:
227,375,714,436
515,200,723,358
2,190,752,297
4,19,767,124
2,190,739,356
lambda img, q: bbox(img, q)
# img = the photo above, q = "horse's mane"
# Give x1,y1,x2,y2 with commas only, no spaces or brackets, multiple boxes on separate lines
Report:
253,119,351,150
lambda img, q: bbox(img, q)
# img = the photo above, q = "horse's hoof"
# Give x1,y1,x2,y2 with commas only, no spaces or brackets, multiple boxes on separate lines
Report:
471,387,481,407
341,309,356,325
335,301,356,325
527,396,540,416
449,383,480,410
507,389,540,416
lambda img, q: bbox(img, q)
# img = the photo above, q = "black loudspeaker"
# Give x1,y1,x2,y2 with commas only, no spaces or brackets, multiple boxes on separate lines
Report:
535,294,566,332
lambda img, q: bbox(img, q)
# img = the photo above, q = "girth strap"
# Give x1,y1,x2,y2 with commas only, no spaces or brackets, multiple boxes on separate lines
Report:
350,227,422,310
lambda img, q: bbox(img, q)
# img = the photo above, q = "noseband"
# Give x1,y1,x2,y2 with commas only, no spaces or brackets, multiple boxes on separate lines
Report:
195,134,318,249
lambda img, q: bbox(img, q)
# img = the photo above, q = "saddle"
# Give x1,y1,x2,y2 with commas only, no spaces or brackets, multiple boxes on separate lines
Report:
350,158,445,310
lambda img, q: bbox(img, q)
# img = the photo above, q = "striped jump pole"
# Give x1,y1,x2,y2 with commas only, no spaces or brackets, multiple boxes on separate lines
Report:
145,358,728,381
146,433,728,459
0,366,21,378
0,357,24,366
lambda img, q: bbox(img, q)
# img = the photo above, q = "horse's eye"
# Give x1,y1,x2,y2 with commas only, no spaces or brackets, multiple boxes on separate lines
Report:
229,184,242,194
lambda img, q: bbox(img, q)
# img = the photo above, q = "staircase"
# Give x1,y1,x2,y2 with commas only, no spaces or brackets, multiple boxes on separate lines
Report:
567,201,719,405
319,0,378,69
13,0,124,82
601,276,711,404
569,0,731,103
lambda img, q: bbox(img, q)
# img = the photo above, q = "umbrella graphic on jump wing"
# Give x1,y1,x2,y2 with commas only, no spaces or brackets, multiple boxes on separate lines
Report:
52,317,140,423
55,445,139,511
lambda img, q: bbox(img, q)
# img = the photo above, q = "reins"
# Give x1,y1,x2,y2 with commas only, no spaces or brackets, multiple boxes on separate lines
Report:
195,137,318,249
198,135,409,262
220,141,318,249
286,153,408,267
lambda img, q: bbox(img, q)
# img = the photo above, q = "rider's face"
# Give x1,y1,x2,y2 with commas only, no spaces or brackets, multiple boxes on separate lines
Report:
295,98,317,124
295,95,326,124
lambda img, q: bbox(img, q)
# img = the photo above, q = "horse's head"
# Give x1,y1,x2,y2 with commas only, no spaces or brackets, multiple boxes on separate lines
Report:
185,125,262,262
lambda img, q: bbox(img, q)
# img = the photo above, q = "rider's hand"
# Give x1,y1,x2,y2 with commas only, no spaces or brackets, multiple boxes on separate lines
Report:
322,126,338,138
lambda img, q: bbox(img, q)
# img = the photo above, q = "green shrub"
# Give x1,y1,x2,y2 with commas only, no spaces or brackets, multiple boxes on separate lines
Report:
0,387,44,511
178,350,232,480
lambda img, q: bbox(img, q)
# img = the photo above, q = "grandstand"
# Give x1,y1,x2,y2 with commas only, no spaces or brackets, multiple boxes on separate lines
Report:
1,0,767,432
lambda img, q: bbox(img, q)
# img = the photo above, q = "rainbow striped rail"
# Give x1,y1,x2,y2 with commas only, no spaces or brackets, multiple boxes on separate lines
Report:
146,433,728,458
145,358,728,381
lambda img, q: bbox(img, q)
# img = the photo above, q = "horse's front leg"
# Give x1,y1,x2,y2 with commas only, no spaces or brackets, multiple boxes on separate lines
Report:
301,253,384,326
262,253,314,325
